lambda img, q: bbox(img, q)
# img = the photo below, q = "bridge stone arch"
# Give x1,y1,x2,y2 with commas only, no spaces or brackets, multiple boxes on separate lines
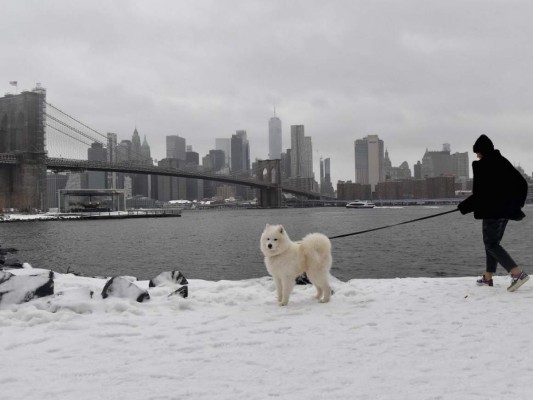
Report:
256,159,282,208
0,91,47,211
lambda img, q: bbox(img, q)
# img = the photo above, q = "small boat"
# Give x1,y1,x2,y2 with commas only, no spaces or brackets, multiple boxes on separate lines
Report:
346,200,375,209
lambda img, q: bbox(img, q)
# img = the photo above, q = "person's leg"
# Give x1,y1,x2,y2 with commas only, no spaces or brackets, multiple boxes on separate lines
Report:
482,219,502,279
482,219,528,291
482,218,519,279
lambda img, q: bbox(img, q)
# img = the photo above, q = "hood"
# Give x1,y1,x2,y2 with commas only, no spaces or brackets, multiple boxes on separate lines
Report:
473,134,494,154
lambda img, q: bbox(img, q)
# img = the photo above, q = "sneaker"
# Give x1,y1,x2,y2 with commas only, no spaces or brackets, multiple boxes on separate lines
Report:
507,271,529,292
476,275,493,287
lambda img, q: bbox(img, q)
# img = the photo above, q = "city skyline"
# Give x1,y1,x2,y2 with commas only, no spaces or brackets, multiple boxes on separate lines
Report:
2,1,533,184
93,121,528,184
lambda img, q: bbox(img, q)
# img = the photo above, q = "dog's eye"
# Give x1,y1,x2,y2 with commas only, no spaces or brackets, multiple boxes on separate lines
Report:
274,238,277,241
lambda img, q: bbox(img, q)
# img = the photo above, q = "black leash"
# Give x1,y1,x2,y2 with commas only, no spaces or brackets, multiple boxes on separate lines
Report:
328,208,460,240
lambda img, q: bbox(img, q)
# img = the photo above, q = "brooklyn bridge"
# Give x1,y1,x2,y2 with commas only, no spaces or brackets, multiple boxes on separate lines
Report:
0,88,325,210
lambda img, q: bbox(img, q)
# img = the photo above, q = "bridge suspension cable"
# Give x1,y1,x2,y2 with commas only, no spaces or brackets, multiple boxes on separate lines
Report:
46,102,108,142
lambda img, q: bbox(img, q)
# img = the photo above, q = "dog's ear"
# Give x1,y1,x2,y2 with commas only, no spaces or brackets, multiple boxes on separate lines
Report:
265,223,270,228
279,226,284,234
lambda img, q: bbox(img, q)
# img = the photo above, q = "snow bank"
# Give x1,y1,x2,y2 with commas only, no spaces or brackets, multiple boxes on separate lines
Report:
1,269,532,400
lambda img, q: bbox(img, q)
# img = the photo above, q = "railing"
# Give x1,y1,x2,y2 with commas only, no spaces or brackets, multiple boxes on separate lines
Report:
0,153,18,164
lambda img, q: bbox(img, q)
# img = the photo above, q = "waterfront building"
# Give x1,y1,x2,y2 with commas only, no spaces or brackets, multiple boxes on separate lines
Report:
158,135,187,201
107,133,118,189
87,142,107,189
418,145,468,188
116,139,132,191
320,158,335,197
281,151,291,180
384,149,412,181
215,138,231,168
166,135,186,161
231,131,250,175
426,176,455,198
290,125,313,179
130,129,151,197
116,140,132,162
452,151,469,189
374,176,455,200
337,180,372,201
46,173,68,209
157,158,186,201
131,128,142,161
141,135,152,162
268,112,282,160
207,150,226,172
419,144,453,178
186,150,199,166
354,135,384,191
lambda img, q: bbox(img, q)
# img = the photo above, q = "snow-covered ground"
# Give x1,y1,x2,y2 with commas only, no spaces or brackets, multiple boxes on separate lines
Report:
0,212,79,221
0,210,180,222
1,267,532,400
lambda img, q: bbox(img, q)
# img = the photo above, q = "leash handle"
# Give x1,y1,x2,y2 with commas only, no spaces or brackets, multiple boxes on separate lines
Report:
328,208,460,240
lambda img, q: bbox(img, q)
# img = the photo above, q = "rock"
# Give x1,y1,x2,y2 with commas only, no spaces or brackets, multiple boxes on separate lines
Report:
101,276,150,302
149,271,188,287
0,270,14,284
0,247,18,256
0,270,54,305
168,285,188,299
1,258,23,268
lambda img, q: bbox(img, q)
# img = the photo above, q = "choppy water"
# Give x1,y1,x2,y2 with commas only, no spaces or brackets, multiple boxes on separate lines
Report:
1,205,532,281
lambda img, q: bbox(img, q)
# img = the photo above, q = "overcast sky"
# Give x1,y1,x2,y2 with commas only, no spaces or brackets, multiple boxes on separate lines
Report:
2,0,533,184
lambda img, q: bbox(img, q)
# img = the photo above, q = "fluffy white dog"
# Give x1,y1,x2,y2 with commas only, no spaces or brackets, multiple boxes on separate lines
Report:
260,224,332,306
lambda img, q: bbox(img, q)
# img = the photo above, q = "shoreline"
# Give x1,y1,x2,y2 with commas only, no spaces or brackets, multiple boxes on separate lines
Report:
0,209,182,223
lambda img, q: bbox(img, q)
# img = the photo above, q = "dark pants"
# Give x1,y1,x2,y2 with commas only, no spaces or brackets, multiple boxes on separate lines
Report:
482,219,517,273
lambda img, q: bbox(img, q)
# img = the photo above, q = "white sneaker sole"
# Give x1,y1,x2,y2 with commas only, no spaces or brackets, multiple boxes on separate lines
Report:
507,275,530,292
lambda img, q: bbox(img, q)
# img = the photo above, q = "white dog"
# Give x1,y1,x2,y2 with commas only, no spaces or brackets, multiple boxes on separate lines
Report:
260,224,332,306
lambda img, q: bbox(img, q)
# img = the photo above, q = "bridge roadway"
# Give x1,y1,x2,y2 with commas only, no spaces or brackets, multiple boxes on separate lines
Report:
0,154,324,199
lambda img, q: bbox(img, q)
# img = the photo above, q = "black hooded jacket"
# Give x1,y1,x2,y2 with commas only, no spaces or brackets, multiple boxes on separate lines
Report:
458,135,528,220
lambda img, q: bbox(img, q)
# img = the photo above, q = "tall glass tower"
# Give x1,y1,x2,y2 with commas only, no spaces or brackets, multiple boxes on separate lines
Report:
268,109,282,160
354,135,384,191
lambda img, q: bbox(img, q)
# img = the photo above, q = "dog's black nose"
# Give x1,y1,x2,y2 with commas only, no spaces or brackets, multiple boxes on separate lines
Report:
268,243,272,249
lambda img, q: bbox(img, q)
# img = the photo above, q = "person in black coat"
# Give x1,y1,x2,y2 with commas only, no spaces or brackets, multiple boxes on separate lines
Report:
458,134,529,291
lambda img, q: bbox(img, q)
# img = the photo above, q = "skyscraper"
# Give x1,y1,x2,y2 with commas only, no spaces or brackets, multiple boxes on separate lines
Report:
320,157,334,196
141,135,151,162
452,152,469,180
268,111,282,160
290,125,313,178
354,135,384,191
420,145,453,178
131,128,142,161
231,130,250,174
215,138,231,168
166,135,186,161
87,142,107,189
107,132,118,189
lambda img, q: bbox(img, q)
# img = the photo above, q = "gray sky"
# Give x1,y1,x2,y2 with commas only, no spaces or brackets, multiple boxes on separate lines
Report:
2,0,533,184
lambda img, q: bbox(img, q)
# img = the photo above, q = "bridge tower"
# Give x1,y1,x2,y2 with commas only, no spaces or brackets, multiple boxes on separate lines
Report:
257,159,282,208
0,88,47,211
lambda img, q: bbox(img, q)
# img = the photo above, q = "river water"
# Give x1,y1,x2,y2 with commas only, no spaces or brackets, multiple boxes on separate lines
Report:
1,205,532,281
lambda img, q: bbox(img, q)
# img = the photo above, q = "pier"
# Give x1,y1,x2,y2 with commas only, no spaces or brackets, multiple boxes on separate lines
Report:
0,209,181,223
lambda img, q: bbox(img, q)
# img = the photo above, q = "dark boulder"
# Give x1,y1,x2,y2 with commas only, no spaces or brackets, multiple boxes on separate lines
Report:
149,270,188,287
101,276,150,303
0,270,54,305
